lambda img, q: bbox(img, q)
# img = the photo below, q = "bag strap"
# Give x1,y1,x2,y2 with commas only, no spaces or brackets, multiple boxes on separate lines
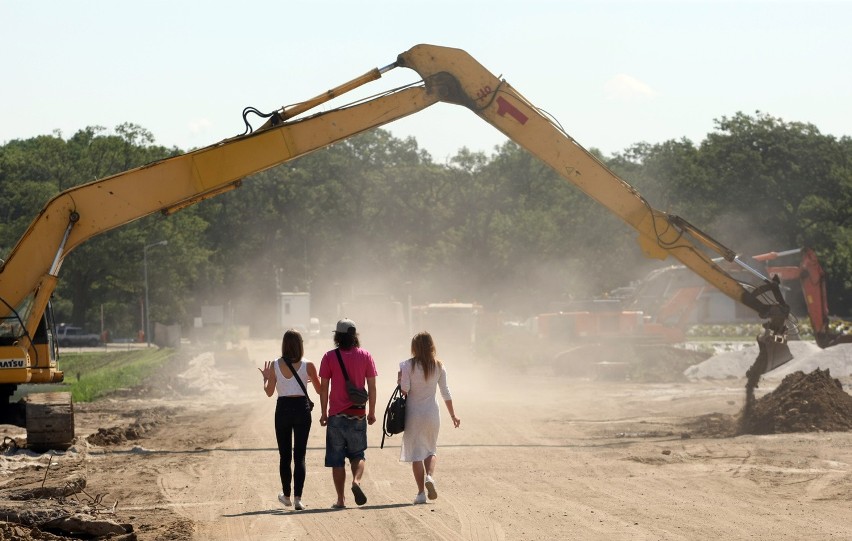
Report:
281,357,310,398
334,348,352,383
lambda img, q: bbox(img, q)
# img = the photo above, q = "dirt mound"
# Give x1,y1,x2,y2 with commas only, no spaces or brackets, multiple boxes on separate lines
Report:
739,369,852,434
85,407,173,447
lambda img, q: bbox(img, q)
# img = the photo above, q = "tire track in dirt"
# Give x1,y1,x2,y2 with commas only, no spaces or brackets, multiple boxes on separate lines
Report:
368,477,464,540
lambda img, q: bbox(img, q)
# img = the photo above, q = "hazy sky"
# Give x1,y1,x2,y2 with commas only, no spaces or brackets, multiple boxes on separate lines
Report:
2,1,850,161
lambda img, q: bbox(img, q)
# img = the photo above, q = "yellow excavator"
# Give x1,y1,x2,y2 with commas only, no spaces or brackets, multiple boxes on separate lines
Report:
0,44,794,449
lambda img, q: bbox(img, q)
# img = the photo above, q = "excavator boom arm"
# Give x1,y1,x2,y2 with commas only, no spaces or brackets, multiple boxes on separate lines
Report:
398,45,790,334
0,84,440,331
1,43,790,357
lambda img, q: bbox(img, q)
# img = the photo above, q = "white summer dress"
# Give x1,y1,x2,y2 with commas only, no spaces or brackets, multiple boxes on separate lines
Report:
399,359,452,462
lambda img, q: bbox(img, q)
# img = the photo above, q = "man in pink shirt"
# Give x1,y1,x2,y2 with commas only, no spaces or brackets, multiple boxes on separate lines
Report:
319,318,378,508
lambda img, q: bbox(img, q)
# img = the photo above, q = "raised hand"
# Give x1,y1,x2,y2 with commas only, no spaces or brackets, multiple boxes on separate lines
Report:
258,361,275,382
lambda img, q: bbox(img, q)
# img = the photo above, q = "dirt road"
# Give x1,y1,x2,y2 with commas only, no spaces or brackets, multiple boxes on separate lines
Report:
4,339,852,540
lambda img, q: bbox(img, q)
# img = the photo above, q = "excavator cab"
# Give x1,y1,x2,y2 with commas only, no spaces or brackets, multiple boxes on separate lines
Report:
0,303,72,450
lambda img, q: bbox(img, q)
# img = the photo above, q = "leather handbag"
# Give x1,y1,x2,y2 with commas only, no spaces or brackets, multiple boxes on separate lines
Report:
381,384,407,449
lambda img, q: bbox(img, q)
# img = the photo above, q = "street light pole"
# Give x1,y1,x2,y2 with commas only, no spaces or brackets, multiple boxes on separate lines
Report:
143,240,168,347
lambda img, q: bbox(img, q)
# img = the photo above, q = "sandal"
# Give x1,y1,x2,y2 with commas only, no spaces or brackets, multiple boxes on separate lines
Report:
331,502,346,509
351,484,367,506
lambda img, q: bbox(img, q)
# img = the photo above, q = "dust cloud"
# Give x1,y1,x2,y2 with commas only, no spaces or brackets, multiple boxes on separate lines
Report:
226,235,653,376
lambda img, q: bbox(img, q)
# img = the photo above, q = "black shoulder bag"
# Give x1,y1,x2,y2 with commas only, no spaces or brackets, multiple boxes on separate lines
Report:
334,349,369,406
281,358,314,411
381,384,407,449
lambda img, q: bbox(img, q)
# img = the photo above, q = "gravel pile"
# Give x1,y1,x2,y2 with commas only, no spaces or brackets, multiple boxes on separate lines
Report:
683,341,824,380
767,342,852,380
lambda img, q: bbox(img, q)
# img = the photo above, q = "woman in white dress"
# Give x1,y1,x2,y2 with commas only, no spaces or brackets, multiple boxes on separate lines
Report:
398,331,461,504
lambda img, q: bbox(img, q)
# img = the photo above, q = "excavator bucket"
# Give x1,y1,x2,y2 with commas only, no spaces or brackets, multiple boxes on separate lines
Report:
761,338,794,373
747,334,793,380
744,333,794,417
739,270,794,380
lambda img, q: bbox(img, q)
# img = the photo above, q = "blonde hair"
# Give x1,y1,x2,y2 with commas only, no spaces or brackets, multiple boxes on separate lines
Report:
410,331,440,379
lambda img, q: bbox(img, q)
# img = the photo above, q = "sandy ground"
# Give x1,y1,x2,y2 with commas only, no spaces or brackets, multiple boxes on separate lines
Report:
3,339,852,540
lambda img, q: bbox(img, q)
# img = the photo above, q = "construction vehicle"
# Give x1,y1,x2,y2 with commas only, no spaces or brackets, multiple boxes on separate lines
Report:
411,302,481,358
619,262,745,330
0,44,794,448
534,273,705,350
616,247,852,348
534,258,762,357
536,247,851,362
753,248,852,348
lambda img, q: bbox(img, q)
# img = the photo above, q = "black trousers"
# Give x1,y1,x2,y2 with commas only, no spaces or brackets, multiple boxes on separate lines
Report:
274,396,312,497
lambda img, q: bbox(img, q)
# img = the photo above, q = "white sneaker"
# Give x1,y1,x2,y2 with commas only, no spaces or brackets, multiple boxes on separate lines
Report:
294,499,306,510
413,492,427,505
278,493,292,507
425,475,438,500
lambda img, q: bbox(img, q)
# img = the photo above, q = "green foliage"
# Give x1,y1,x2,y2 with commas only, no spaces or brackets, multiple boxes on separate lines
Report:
57,348,174,402
1,110,850,343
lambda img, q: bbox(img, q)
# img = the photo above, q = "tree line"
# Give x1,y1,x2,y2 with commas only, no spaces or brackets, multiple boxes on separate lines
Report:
1,112,850,339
